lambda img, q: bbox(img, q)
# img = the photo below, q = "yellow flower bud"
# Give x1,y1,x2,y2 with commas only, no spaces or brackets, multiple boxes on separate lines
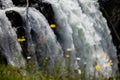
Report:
65,54,70,58
18,38,26,42
50,24,56,28
109,62,113,66
100,53,107,57
95,65,101,70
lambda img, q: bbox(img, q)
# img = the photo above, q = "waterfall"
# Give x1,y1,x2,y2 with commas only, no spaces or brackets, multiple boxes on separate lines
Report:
43,0,118,77
42,0,79,70
78,0,118,75
5,7,65,72
0,10,25,67
0,0,14,9
0,0,118,78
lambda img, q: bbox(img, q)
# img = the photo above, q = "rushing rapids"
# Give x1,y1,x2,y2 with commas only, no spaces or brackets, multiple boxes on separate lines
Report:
0,0,118,78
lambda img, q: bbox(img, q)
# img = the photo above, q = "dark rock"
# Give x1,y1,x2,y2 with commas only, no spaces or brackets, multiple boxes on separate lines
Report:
0,0,2,8
38,2,55,24
12,0,26,6
5,10,25,38
5,10,23,28
114,0,120,4
11,0,39,6
5,10,27,59
99,0,120,68
11,0,55,25
0,50,7,65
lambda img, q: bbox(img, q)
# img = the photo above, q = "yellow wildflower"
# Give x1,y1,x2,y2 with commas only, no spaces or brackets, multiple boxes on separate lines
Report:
50,24,56,28
18,36,26,42
109,62,113,66
18,38,26,42
100,53,107,57
65,54,70,58
95,64,101,70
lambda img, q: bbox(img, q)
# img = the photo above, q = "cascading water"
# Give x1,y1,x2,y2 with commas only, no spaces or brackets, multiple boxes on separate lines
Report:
5,7,65,73
0,0,118,78
0,9,25,67
0,0,14,9
42,0,79,70
42,0,118,77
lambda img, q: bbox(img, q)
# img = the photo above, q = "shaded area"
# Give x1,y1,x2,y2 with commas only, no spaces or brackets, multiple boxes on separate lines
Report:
5,10,27,59
11,0,55,25
0,50,7,65
0,0,2,8
11,0,58,37
11,0,27,6
99,0,120,68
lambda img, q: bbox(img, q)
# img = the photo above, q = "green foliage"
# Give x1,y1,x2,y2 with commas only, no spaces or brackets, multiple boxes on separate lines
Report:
0,63,120,80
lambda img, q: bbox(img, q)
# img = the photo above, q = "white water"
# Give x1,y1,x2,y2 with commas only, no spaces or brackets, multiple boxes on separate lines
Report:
5,7,65,72
0,10,25,67
1,0,14,9
0,0,118,78
43,0,118,77
42,0,79,70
